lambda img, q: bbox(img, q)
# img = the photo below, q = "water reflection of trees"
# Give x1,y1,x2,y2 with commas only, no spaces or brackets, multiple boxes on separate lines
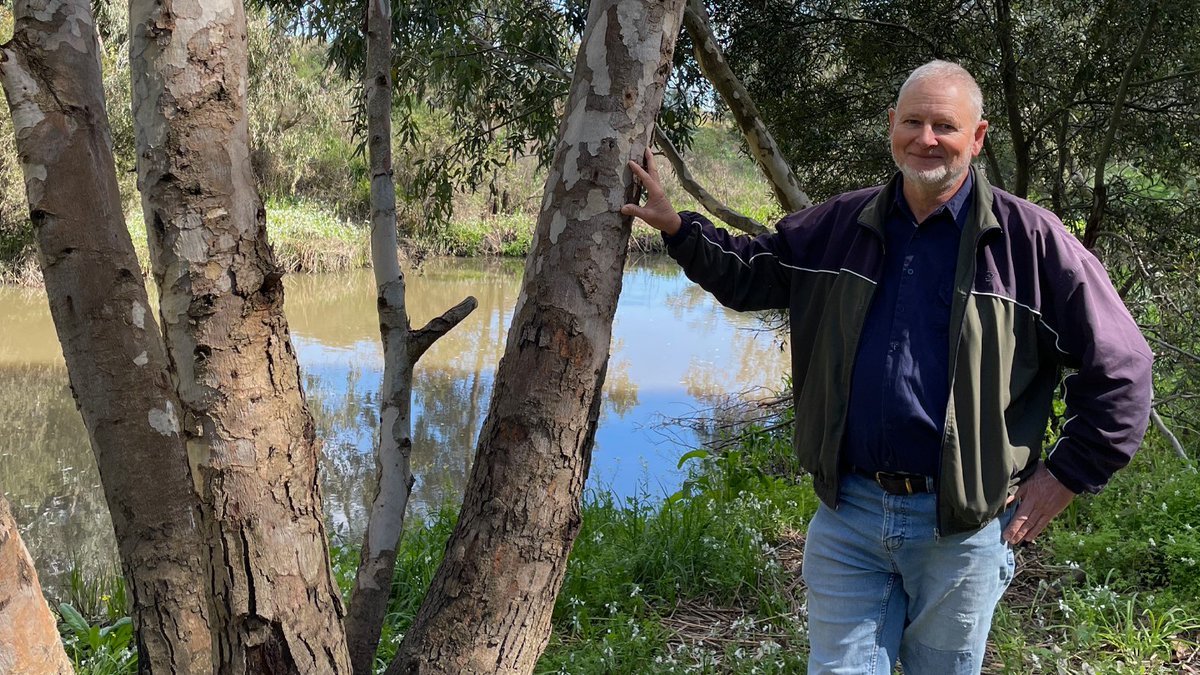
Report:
0,364,118,597
2,256,790,590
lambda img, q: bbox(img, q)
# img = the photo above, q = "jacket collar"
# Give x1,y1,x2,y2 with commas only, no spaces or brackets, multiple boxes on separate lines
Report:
858,168,1001,244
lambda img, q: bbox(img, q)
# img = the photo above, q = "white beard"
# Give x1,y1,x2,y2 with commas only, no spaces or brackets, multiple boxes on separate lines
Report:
895,153,971,194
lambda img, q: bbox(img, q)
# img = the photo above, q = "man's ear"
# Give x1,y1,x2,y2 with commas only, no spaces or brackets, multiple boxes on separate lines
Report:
887,107,896,133
973,119,989,156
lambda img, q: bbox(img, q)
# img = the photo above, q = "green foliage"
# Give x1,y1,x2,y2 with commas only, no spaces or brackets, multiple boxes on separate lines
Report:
261,0,578,223
543,415,815,671
246,16,368,216
58,603,136,675
1048,445,1200,611
56,561,135,674
264,200,372,272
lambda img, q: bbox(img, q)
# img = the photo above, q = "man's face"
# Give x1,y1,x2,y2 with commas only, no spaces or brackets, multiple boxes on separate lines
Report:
888,78,988,195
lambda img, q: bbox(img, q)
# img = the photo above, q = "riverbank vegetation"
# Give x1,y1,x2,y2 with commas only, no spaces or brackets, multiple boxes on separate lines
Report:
0,9,769,284
52,405,1199,674
5,0,1199,670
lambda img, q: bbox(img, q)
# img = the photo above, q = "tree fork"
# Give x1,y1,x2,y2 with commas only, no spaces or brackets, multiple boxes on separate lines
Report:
344,3,477,670
387,0,686,672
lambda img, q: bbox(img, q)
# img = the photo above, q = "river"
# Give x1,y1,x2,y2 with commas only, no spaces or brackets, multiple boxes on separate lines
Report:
0,256,787,593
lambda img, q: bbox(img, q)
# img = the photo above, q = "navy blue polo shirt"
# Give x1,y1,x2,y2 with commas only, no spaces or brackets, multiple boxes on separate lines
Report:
842,172,973,478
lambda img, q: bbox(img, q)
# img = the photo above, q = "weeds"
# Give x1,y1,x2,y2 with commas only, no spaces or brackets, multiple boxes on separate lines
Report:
54,406,1200,675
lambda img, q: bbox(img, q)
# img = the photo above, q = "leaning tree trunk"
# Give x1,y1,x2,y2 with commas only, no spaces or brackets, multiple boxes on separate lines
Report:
0,495,73,675
343,0,476,670
129,0,351,671
386,1,686,672
682,0,811,213
1,2,213,672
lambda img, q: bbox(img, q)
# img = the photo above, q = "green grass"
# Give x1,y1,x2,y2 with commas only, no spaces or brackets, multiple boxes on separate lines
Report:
52,390,1200,675
2,120,771,285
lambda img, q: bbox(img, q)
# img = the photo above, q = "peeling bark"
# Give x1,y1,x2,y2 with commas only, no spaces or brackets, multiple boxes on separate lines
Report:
0,495,73,675
386,1,686,672
1,1,213,672
128,0,351,670
344,0,475,669
682,0,811,213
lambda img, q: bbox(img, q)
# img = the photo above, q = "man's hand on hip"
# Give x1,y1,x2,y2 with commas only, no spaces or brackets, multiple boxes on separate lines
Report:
1003,461,1076,545
621,148,682,236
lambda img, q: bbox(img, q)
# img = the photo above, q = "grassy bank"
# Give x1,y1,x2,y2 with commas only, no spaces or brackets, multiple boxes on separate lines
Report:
55,407,1200,674
0,119,770,287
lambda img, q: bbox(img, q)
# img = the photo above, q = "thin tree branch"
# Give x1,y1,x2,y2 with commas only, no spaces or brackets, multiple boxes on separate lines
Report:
1150,408,1191,463
1143,334,1200,365
683,0,811,213
653,126,768,236
409,296,479,362
1082,7,1162,249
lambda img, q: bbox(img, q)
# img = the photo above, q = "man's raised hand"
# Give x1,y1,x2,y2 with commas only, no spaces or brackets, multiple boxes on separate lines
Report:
621,148,682,236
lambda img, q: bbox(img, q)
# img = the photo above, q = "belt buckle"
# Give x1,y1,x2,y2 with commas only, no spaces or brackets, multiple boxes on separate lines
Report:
875,471,915,495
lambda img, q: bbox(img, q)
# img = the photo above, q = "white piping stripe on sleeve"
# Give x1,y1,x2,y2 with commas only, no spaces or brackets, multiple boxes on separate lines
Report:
839,267,878,285
698,231,755,268
1046,373,1078,461
970,290,1070,356
697,231,843,276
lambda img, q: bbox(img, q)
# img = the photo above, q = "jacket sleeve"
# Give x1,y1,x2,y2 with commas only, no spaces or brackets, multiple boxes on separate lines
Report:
663,211,796,312
1040,232,1154,494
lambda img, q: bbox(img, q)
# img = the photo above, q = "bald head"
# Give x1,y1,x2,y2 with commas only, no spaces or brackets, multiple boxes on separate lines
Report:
897,60,983,124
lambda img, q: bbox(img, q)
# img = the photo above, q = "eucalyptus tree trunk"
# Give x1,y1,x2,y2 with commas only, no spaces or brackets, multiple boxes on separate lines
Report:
1,1,213,671
129,0,351,670
343,0,475,670
386,1,686,672
682,0,811,213
0,495,73,675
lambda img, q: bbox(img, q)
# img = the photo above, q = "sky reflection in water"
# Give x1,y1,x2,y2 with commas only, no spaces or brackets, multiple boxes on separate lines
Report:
0,256,787,592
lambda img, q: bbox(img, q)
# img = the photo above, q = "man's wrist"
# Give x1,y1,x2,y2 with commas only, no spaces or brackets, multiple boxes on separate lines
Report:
661,213,682,236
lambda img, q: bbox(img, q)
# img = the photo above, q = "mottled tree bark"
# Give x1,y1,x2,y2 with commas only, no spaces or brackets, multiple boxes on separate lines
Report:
386,1,686,673
129,0,351,671
344,4,476,670
1,1,213,672
683,0,811,213
0,495,72,675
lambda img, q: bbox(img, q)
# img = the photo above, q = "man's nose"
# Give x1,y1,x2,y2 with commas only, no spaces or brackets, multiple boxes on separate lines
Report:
918,124,937,146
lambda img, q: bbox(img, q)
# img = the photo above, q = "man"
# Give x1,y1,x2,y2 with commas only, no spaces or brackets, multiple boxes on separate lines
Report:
621,60,1153,674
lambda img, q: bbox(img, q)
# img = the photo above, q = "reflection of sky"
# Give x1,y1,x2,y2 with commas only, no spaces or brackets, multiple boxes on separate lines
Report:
0,257,788,584
295,260,788,541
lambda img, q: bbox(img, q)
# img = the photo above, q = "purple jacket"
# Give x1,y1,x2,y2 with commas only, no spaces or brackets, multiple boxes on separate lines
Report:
666,171,1154,533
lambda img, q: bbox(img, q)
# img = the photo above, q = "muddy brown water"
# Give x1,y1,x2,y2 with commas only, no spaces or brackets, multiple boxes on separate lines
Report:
0,256,787,596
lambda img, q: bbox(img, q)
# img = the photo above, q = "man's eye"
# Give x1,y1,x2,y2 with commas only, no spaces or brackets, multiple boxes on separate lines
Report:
937,124,959,132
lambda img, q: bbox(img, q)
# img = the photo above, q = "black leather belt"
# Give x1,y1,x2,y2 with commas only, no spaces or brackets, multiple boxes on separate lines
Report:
853,468,933,495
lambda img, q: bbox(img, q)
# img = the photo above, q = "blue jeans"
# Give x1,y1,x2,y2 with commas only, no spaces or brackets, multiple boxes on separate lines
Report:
802,474,1016,674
